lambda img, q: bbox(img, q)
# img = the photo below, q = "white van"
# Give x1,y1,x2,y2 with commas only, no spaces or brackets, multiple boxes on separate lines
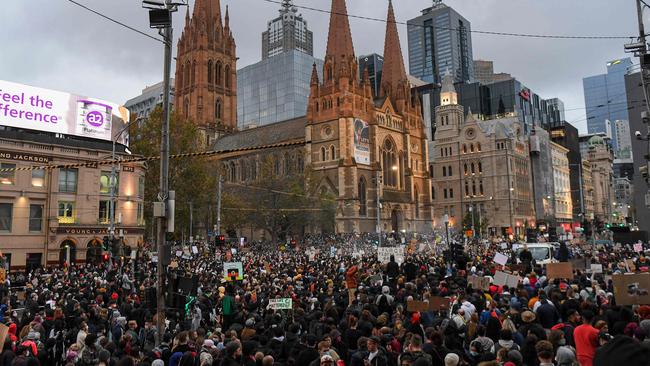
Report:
512,243,556,265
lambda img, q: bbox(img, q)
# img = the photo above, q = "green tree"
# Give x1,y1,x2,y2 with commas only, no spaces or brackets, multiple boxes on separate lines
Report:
462,209,488,236
129,107,215,240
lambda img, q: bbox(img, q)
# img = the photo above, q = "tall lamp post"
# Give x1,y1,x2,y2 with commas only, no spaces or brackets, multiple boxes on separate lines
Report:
110,119,139,264
443,213,450,255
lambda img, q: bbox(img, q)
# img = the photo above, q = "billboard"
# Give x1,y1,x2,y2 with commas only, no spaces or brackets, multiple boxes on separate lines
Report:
0,79,130,145
353,118,370,165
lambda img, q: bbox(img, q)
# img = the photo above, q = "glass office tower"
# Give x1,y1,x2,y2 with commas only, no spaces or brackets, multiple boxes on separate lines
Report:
407,1,474,84
582,58,633,150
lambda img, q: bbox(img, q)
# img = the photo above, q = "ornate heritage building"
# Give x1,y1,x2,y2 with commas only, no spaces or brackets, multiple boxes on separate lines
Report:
430,74,535,238
212,0,433,235
175,0,237,145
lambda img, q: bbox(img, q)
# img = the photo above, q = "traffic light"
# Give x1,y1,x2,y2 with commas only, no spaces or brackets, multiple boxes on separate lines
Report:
216,235,225,246
102,253,110,262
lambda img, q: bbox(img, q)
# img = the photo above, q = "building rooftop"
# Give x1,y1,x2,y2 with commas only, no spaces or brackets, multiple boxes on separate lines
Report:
212,116,306,152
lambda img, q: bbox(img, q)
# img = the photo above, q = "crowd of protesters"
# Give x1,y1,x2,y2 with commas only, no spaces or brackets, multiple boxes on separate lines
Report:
1,232,650,366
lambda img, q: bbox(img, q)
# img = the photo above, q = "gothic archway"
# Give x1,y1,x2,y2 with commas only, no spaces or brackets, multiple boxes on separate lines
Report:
59,239,77,265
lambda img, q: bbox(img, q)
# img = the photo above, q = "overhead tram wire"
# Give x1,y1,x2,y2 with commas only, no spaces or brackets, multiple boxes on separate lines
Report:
65,0,166,44
261,0,634,40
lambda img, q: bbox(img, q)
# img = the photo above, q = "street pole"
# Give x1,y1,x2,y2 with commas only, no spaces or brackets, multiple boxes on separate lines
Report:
155,4,173,345
109,140,117,269
189,201,193,243
216,174,222,236
376,170,382,247
470,203,475,239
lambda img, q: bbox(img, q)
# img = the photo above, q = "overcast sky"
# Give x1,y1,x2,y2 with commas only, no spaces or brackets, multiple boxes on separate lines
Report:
0,0,643,133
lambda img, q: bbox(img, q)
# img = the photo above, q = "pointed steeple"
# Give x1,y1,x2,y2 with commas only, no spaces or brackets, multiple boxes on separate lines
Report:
310,63,320,86
325,0,355,60
225,5,230,27
193,0,222,20
380,0,408,99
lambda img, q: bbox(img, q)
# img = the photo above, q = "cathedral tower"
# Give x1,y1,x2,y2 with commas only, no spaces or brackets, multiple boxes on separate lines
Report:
175,0,237,145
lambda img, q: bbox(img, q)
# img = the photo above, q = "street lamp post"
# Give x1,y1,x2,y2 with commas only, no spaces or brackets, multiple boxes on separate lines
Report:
443,213,450,251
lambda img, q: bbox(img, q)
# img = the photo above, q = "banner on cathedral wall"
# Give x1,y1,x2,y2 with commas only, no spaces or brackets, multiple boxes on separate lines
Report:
353,119,370,165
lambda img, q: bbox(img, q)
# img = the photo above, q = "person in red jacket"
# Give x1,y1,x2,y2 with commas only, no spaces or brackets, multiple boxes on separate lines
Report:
574,310,599,366
346,264,358,306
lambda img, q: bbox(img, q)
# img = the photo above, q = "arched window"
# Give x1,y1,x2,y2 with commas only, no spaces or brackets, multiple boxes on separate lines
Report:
216,61,223,85
382,139,398,187
448,165,452,176
472,181,476,196
229,162,236,182
480,181,484,195
414,186,420,218
464,163,468,175
478,162,483,174
442,166,447,177
184,98,189,118
329,145,336,161
215,99,222,120
465,181,469,196
470,143,474,153
191,60,196,85
184,62,190,88
477,142,482,152
462,144,467,154
320,147,326,161
471,163,475,174
225,65,231,88
207,60,213,84
326,65,333,81
358,178,367,216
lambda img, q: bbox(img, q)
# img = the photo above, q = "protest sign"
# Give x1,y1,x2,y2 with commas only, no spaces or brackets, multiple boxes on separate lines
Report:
330,246,336,258
0,324,8,352
192,246,198,254
587,264,603,274
175,250,182,257
500,242,508,249
223,262,244,281
626,259,637,272
377,247,404,264
635,243,643,253
468,276,491,291
429,296,450,311
268,298,293,310
407,300,430,312
613,273,650,305
494,271,520,288
546,262,574,279
494,252,508,266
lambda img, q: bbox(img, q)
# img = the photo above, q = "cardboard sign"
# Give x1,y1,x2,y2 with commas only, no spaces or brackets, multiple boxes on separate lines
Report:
407,300,430,312
570,258,588,271
613,273,650,305
0,323,8,352
429,296,450,311
500,242,509,249
468,276,491,291
268,298,293,310
494,252,508,266
377,247,404,264
494,271,520,288
587,264,603,274
635,243,643,253
192,246,199,254
223,262,244,281
626,259,637,272
546,262,574,279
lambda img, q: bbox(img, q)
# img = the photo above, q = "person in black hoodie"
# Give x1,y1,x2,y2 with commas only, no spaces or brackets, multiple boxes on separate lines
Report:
385,256,400,286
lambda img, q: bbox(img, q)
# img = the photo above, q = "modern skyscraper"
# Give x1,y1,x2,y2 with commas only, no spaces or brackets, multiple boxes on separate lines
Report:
613,119,633,162
174,0,238,145
262,0,313,59
546,98,565,124
124,80,175,121
583,58,633,150
407,0,474,84
237,0,322,129
358,53,384,98
237,50,323,129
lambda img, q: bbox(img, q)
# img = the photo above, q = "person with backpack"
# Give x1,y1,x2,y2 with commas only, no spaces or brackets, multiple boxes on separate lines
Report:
375,286,394,316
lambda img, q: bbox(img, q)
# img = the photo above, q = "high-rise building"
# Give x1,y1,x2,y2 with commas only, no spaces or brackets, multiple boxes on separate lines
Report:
529,128,556,227
407,1,473,84
624,71,649,233
175,0,237,145
124,80,175,121
546,98,565,124
550,141,573,229
613,119,633,162
358,53,384,98
473,60,512,85
584,135,615,225
262,0,313,59
583,58,633,151
237,0,322,129
237,50,323,129
550,121,584,224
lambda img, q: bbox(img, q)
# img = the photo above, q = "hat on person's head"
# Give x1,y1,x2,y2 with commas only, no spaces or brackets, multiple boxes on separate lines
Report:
203,339,216,349
521,310,536,323
320,354,334,362
444,353,460,366
245,318,255,327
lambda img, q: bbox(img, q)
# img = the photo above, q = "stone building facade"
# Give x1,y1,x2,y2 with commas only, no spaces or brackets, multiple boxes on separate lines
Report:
211,0,433,235
430,74,535,237
175,0,237,145
581,159,595,221
550,141,572,228
0,130,145,270
585,135,614,224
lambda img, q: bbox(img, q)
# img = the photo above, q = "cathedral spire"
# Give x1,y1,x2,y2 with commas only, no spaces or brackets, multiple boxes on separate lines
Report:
380,0,407,100
325,0,355,60
310,63,320,86
193,0,222,21
225,5,230,29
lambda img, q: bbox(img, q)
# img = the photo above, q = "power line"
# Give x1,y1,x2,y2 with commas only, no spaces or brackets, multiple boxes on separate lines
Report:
262,0,635,40
65,0,166,44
